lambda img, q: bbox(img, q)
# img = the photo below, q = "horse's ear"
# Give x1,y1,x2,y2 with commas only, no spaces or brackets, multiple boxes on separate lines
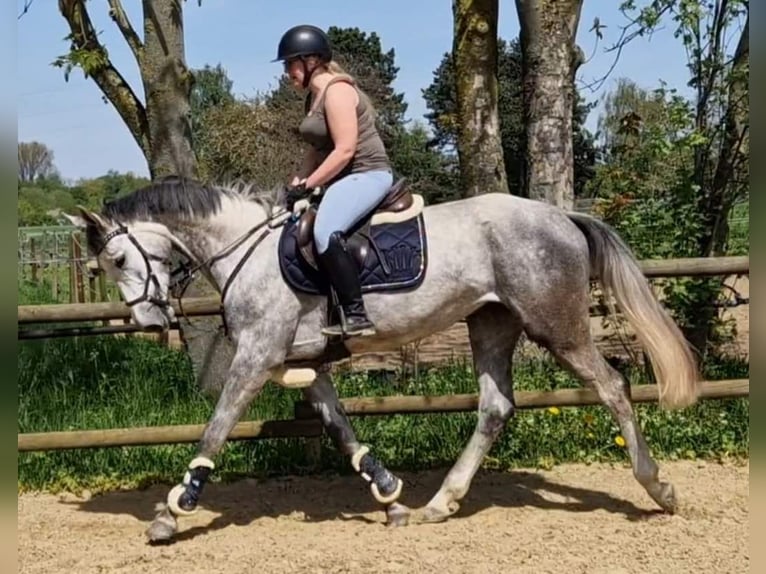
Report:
68,205,109,230
62,212,88,229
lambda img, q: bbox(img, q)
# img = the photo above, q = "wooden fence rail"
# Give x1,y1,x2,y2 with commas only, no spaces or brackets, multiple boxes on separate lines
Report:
18,419,324,452
17,255,750,327
18,379,748,452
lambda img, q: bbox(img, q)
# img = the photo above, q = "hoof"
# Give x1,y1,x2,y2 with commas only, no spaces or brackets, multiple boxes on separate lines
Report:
385,502,411,527
417,501,460,524
653,481,677,514
146,507,178,543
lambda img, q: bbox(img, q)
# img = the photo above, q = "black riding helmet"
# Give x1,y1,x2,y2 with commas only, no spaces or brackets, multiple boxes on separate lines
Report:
274,25,333,88
274,24,332,62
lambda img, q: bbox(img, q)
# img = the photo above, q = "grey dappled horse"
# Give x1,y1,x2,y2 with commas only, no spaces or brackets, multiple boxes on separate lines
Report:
66,176,700,542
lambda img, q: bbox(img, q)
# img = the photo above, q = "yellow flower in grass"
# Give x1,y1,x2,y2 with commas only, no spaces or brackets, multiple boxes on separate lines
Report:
547,407,561,416
614,435,626,447
583,413,595,425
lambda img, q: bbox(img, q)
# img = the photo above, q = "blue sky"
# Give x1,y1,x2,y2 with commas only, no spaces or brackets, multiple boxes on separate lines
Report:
17,0,693,182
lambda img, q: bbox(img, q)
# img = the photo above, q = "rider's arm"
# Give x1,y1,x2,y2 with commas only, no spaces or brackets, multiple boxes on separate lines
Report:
303,82,359,189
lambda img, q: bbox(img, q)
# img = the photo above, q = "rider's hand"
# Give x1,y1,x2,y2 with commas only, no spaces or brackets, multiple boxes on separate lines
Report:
284,179,308,212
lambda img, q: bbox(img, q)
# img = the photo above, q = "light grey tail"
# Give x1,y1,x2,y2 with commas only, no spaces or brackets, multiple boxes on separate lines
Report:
568,212,700,410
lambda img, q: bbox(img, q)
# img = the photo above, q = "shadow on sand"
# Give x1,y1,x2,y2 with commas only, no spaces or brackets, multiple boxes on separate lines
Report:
61,465,664,544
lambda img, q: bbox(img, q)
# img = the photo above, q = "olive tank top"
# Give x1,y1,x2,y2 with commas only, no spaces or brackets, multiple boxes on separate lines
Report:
298,74,391,184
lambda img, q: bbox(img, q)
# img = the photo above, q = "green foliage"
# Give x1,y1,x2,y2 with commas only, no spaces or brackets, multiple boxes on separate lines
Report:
18,336,748,493
586,77,748,351
327,26,408,144
387,122,460,204
195,93,304,186
17,171,150,227
613,0,749,256
52,36,109,82
189,63,236,166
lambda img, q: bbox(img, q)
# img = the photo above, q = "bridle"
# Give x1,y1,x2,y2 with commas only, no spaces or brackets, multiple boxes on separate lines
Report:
96,205,295,332
97,224,173,310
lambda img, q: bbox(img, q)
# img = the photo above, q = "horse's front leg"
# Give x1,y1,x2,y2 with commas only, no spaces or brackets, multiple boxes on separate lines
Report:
146,342,277,543
302,369,410,526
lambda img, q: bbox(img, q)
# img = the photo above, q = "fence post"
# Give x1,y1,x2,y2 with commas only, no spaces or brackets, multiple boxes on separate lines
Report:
72,237,85,304
29,238,38,283
68,236,76,303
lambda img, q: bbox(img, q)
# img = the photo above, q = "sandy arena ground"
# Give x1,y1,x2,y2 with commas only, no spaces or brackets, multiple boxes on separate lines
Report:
18,459,748,574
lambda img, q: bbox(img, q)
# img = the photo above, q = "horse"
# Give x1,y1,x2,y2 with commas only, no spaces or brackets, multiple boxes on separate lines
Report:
65,175,700,542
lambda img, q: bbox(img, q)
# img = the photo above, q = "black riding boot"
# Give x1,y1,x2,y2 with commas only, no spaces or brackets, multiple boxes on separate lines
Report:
319,232,377,337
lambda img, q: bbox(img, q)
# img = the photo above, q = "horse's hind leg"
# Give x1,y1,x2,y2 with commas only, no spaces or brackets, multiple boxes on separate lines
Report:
419,304,521,523
537,313,677,513
302,368,408,525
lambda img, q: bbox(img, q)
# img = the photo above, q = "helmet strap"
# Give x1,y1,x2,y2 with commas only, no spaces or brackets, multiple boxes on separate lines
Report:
300,57,313,89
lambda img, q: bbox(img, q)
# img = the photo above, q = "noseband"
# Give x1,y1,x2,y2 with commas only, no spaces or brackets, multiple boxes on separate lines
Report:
97,224,172,309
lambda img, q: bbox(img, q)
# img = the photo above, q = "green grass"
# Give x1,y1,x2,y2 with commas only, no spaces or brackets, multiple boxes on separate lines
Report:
18,334,749,494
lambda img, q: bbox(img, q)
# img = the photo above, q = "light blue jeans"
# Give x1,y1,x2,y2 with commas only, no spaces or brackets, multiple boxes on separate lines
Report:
314,169,393,254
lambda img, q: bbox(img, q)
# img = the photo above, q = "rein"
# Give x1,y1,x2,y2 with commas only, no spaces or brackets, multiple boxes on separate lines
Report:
169,208,292,333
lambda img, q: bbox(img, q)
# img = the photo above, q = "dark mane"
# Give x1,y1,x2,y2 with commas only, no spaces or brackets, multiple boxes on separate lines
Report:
84,175,282,255
101,175,230,223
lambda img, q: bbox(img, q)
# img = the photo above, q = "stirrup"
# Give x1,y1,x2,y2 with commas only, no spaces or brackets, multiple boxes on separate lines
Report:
323,305,377,338
322,319,376,338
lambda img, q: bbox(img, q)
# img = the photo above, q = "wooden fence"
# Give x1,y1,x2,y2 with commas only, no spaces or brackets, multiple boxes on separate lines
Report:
17,254,750,453
17,255,750,334
18,379,749,452
18,225,119,304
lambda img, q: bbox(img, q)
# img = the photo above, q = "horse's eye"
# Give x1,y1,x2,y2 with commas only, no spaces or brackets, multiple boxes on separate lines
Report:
115,255,126,269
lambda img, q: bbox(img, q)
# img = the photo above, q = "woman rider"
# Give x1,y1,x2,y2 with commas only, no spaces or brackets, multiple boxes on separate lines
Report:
274,24,394,338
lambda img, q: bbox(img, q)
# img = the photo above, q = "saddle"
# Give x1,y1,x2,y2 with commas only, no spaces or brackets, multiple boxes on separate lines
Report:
277,177,429,297
295,177,425,271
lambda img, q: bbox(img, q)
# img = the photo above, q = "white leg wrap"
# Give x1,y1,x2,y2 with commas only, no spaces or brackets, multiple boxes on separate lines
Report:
371,478,403,505
351,446,370,473
351,446,403,505
188,456,215,470
166,456,215,517
167,483,198,516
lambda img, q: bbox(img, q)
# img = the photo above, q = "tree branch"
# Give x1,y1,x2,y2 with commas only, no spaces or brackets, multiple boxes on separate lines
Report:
697,0,728,129
57,0,151,160
107,0,144,67
18,0,36,19
578,1,673,93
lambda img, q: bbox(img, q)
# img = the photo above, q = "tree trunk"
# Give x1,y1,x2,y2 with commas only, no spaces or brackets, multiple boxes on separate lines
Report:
58,0,211,391
515,0,583,209
685,12,748,357
701,13,749,258
140,0,197,178
58,0,197,179
452,0,508,197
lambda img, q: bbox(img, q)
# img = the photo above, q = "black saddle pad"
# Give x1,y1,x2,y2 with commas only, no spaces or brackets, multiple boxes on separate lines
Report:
277,213,428,296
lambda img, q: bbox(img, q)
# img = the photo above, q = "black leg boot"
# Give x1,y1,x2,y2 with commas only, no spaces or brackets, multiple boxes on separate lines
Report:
319,232,377,338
